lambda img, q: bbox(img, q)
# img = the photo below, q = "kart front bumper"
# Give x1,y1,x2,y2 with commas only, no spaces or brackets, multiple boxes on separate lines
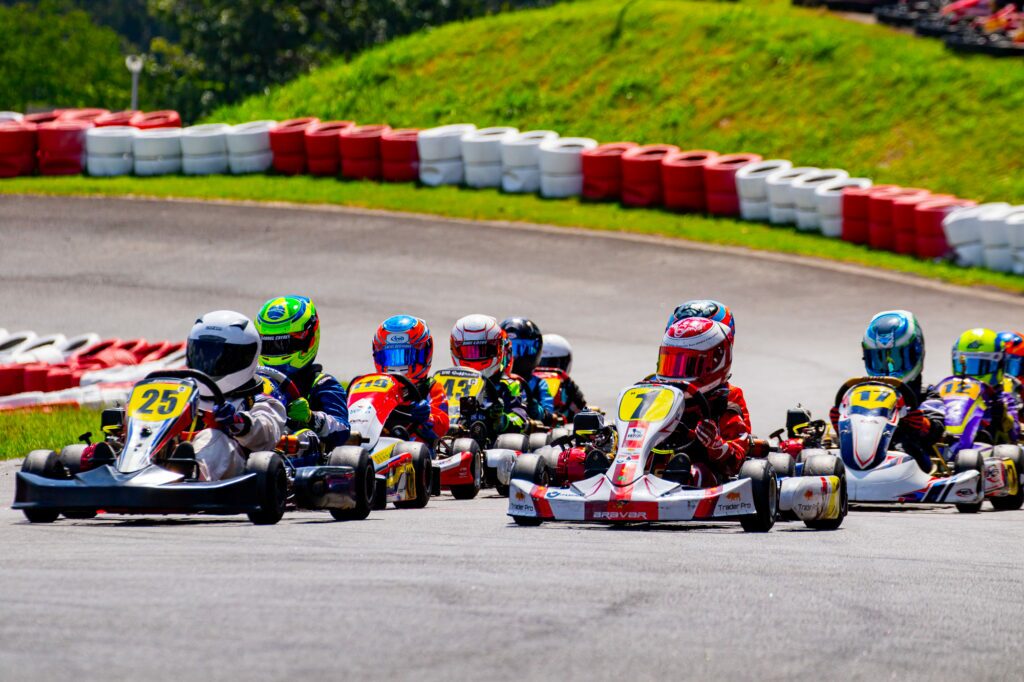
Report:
436,451,476,487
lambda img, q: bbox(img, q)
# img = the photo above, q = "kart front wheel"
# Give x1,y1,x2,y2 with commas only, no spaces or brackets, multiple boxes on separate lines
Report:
246,452,287,525
449,438,482,500
394,442,431,509
509,454,548,526
738,459,777,533
801,453,847,530
21,450,63,523
954,449,985,514
990,445,1024,511
328,446,374,520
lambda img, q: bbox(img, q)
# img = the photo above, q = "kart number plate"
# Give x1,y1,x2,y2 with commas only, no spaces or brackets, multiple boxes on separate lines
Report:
617,387,674,423
127,381,192,420
351,376,396,394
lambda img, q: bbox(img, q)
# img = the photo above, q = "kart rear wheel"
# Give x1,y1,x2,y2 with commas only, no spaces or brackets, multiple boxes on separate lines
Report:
989,445,1024,511
528,431,551,453
246,452,287,525
449,438,482,500
394,442,431,509
767,453,796,478
954,449,985,514
801,453,847,530
493,434,529,497
738,459,777,533
59,444,88,476
328,446,374,520
510,454,547,527
21,450,63,523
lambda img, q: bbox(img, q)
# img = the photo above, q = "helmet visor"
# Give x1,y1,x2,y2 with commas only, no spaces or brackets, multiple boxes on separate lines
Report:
1005,354,1023,378
510,337,541,359
374,346,429,370
260,326,315,358
954,352,1001,378
455,340,500,362
187,337,257,380
539,355,570,371
657,346,721,380
864,347,915,378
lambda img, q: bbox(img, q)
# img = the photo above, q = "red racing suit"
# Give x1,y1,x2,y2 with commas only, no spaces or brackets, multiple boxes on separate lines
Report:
409,376,450,444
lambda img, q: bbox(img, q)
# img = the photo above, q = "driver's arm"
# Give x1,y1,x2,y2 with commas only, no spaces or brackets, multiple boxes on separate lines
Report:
308,374,351,449
235,396,286,452
413,379,450,441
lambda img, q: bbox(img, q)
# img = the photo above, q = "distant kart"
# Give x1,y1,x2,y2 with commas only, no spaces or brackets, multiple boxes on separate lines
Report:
507,382,845,531
345,373,433,510
13,370,374,525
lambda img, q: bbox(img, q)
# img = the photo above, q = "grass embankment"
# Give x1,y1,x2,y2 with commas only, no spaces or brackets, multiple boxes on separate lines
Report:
4,0,1024,291
0,407,101,460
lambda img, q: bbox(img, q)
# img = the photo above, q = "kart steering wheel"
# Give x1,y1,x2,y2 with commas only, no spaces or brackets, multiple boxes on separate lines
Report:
388,372,424,402
146,369,225,405
682,383,711,418
833,376,919,410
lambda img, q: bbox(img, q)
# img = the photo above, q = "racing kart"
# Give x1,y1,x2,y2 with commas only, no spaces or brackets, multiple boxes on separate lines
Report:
344,373,432,509
13,370,374,524
525,410,618,487
507,382,845,531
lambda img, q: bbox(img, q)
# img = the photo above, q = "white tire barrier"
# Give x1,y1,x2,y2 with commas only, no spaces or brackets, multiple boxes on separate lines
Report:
464,163,504,189
227,121,275,174
765,167,819,225
739,198,771,222
417,124,476,187
462,127,517,188
0,111,23,122
791,169,850,231
981,205,1024,273
183,153,229,176
1008,213,1024,275
501,130,557,193
735,160,793,204
87,154,134,177
86,126,137,177
814,177,872,238
538,137,597,198
0,331,37,361
943,203,1010,268
133,128,182,176
182,125,231,176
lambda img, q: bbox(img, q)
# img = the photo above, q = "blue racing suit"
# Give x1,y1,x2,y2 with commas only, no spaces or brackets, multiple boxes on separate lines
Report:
260,364,350,451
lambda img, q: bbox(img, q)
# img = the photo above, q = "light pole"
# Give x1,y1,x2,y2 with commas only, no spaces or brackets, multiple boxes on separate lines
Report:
125,55,144,111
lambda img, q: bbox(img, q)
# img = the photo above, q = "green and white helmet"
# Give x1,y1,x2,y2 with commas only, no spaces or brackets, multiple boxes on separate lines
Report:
862,310,925,383
254,296,320,377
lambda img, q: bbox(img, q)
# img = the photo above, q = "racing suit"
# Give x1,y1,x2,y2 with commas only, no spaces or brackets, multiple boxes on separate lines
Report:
647,379,751,488
483,375,530,434
533,367,587,423
272,364,350,452
407,376,450,444
193,379,286,481
508,371,555,425
981,381,1021,443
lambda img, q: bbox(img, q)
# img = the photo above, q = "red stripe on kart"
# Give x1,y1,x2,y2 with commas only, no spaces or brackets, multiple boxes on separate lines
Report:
693,485,722,519
532,485,553,518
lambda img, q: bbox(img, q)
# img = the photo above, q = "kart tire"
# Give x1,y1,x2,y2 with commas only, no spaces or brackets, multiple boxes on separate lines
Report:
245,451,287,525
954,449,985,513
738,458,777,533
393,442,431,509
767,453,796,478
801,453,847,530
511,453,549,487
328,446,374,520
989,445,1024,512
528,431,552,453
59,444,88,475
494,433,529,453
449,438,482,500
21,450,63,523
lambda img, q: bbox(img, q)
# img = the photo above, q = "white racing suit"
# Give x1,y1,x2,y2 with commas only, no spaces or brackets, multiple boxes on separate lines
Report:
193,394,286,481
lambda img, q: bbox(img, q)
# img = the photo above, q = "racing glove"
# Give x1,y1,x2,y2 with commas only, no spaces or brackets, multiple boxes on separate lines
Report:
499,412,525,433
695,419,728,461
901,408,931,436
828,406,841,433
287,397,312,424
408,399,431,424
214,402,251,436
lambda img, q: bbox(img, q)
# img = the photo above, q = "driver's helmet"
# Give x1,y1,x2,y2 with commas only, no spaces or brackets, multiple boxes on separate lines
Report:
666,300,735,340
999,331,1024,381
656,317,732,394
500,317,543,378
451,314,506,380
861,310,925,382
187,310,260,396
254,295,320,377
539,333,572,373
952,328,1004,387
372,315,433,381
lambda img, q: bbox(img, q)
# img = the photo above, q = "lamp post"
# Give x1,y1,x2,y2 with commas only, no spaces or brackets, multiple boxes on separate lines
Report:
125,55,144,110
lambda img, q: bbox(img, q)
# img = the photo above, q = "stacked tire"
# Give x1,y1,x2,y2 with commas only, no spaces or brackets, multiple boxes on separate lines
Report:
381,129,420,182
501,130,558,194
182,124,231,176
703,153,761,216
538,137,596,198
227,121,275,174
269,118,319,175
766,167,819,225
868,187,930,251
0,120,37,178
37,121,91,175
86,126,136,177
814,177,871,238
340,124,390,180
418,124,475,187
914,197,974,260
304,121,353,176
735,160,792,221
133,129,182,176
462,127,517,188
620,144,679,207
790,169,849,231
662,150,718,213
581,142,637,201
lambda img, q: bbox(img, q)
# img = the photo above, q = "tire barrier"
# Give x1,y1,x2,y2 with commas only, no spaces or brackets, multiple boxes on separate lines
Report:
129,110,182,129
914,197,975,260
581,142,637,201
24,111,61,125
867,187,930,251
0,111,22,122
462,127,518,188
500,130,558,194
37,120,91,175
766,167,819,225
943,203,1010,268
892,192,953,255
418,123,476,187
304,121,354,176
94,111,140,127
662,150,718,213
621,144,680,207
703,153,762,216
815,177,871,238
58,108,110,124
181,124,231,176
735,159,792,221
791,169,850,231
0,121,37,178
133,128,182,176
380,128,420,183
339,124,391,180
269,117,319,175
1009,213,1024,275
981,205,1024,273
842,184,897,245
227,121,276,174
86,126,137,177
538,137,597,199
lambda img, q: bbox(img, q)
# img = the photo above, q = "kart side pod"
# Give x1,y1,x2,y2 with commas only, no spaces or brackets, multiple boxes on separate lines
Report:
291,465,362,511
778,475,843,522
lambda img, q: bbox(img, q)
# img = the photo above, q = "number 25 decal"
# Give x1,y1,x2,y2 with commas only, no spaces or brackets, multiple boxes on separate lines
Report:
136,388,180,416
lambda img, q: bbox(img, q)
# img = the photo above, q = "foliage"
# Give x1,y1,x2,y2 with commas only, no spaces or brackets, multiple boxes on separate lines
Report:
0,406,101,460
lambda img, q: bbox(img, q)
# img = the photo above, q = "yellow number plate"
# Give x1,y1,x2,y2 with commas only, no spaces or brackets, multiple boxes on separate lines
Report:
849,386,898,410
617,387,675,422
938,378,983,402
437,374,484,400
127,381,192,420
351,376,395,394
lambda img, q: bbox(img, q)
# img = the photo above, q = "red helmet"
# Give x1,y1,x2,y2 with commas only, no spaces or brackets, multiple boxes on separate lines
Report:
372,315,433,381
656,317,733,393
1002,331,1024,381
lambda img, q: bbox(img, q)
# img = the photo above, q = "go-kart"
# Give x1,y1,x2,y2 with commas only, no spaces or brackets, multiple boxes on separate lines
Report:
13,370,374,524
525,410,618,487
344,373,432,510
507,382,845,531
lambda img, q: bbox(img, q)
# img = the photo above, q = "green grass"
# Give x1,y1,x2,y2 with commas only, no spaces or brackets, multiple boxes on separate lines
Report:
0,407,101,460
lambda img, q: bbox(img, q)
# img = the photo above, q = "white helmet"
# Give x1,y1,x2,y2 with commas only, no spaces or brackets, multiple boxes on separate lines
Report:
450,314,507,379
539,333,572,373
187,310,260,395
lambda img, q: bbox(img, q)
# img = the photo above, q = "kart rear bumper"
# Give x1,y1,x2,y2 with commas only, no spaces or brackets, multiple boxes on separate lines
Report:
437,451,475,487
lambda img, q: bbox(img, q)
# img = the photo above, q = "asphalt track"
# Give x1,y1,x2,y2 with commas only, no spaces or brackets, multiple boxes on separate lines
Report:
1,195,1023,681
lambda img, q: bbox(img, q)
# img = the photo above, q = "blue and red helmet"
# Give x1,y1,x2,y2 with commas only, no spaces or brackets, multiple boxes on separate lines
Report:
373,315,433,381
666,300,735,339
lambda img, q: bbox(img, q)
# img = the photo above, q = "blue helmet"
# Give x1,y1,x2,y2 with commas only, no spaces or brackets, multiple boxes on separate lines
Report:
666,300,735,339
862,310,925,382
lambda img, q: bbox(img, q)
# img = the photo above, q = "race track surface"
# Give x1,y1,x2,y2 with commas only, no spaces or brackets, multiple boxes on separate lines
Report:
2,196,1022,681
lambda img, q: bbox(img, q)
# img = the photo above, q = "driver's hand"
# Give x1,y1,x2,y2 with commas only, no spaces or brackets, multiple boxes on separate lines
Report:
901,408,930,436
695,419,727,460
287,397,312,425
408,399,431,424
828,406,840,432
215,402,250,435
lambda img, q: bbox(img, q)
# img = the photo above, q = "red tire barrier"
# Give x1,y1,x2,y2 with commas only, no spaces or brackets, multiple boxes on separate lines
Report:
340,124,390,180
892,193,952,255
581,142,638,201
37,120,92,175
45,367,75,392
129,110,182,129
23,111,61,125
842,184,895,245
269,117,319,175
620,144,679,207
0,121,37,178
915,198,977,260
304,121,354,176
381,128,420,182
703,153,763,217
95,110,140,127
58,108,110,124
868,187,930,251
661,150,718,212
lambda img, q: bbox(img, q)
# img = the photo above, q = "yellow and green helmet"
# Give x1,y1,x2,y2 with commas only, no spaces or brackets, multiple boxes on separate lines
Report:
255,296,320,376
952,328,1004,387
